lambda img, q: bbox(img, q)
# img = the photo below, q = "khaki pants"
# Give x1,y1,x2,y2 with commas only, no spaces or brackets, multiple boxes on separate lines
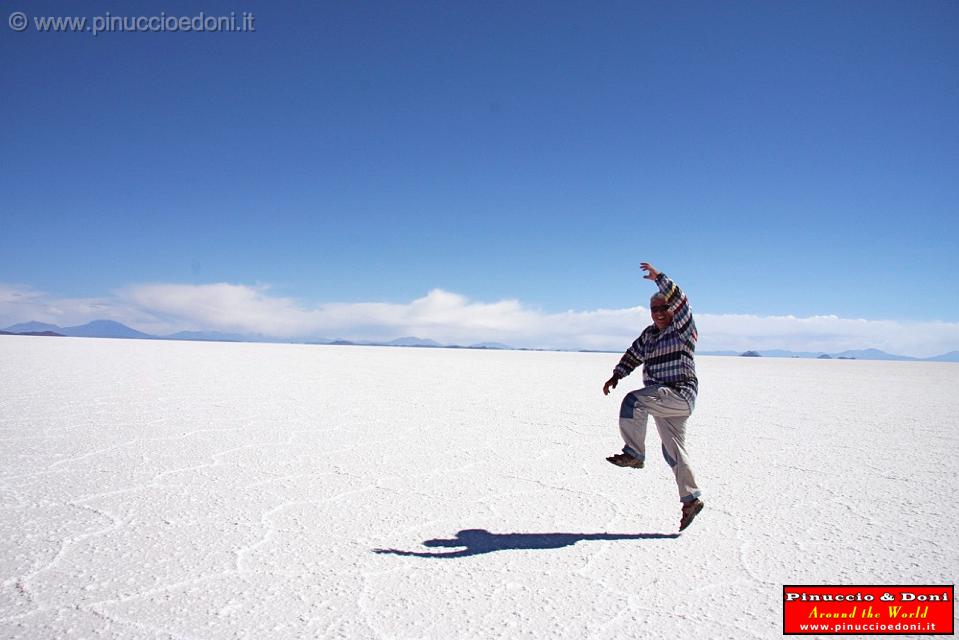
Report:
619,385,702,503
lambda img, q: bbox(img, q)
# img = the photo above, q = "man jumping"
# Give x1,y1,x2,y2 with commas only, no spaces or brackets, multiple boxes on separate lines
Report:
602,262,704,532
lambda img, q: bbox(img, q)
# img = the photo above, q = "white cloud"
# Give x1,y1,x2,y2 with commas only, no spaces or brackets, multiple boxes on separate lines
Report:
2,282,958,357
122,283,318,336
694,314,959,357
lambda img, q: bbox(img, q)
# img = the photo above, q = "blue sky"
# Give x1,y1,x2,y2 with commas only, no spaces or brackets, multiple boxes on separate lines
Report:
2,1,957,354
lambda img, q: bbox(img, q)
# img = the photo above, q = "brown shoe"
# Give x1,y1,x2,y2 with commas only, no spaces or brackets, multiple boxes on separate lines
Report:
679,498,704,531
605,452,644,468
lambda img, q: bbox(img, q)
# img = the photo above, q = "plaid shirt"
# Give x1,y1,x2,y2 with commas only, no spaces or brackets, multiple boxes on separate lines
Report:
613,273,698,409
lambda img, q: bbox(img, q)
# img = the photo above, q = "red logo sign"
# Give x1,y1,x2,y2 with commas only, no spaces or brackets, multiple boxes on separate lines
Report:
783,585,954,635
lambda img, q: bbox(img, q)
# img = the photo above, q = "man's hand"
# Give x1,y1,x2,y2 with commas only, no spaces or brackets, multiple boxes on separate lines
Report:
603,375,619,396
640,262,659,281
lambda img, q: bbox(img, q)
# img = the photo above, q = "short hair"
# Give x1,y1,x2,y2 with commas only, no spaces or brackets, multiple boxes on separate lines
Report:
650,293,667,304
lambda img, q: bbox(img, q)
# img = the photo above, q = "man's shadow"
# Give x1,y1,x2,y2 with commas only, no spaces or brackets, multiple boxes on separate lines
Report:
373,528,679,558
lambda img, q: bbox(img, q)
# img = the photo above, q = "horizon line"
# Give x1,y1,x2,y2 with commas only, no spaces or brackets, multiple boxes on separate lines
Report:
3,282,959,359
2,317,957,362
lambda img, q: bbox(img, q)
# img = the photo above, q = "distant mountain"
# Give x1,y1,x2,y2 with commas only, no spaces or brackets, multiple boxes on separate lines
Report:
6,320,154,339
756,349,828,359
4,321,63,333
1,329,63,336
386,336,443,347
831,349,916,361
704,348,923,361
741,351,762,357
470,342,511,350
59,320,156,339
927,351,959,362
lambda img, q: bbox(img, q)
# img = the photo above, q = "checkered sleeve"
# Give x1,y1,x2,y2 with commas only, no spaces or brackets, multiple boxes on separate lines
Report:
613,332,647,379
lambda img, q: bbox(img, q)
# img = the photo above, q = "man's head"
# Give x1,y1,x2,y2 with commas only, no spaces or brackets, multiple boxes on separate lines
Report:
650,293,672,330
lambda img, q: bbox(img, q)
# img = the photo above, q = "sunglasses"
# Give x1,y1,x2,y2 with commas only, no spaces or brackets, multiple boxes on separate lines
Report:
650,304,669,313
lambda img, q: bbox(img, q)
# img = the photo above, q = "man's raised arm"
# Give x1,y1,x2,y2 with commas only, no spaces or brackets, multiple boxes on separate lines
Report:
642,262,695,340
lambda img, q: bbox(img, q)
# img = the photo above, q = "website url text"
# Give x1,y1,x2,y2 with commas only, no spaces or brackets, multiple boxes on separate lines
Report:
8,11,256,36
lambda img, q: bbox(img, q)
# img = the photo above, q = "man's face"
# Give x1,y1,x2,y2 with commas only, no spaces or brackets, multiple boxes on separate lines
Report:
650,298,672,330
